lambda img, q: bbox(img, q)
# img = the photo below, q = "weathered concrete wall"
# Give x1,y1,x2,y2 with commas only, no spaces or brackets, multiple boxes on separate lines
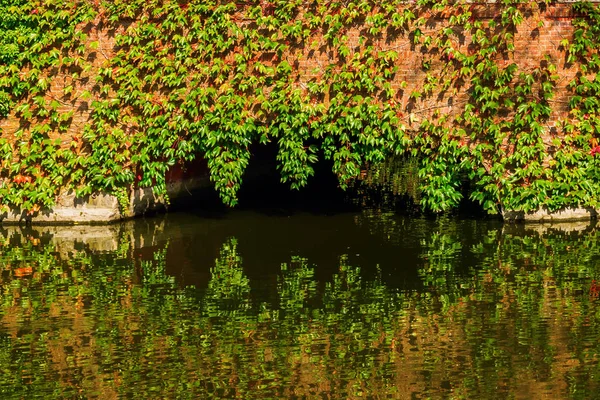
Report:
502,207,599,222
0,155,211,224
0,173,211,225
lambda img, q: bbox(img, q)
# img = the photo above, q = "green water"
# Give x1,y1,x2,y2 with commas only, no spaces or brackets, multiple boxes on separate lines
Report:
1,211,600,399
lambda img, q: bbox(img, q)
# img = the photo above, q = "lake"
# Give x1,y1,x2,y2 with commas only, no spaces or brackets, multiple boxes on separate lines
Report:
1,210,599,399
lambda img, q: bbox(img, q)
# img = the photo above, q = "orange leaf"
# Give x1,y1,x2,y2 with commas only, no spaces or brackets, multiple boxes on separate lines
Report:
14,267,33,277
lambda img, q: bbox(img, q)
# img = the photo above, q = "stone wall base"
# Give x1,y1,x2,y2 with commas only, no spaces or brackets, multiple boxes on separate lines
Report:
0,176,210,225
502,207,599,222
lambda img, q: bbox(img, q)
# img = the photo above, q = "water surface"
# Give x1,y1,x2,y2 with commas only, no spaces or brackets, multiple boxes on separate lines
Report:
1,211,599,398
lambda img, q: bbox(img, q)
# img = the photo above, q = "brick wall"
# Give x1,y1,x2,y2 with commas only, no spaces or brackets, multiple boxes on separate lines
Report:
0,2,594,148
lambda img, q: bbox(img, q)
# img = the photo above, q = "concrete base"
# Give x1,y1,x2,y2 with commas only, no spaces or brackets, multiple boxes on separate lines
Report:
0,176,210,225
0,187,164,224
502,207,599,222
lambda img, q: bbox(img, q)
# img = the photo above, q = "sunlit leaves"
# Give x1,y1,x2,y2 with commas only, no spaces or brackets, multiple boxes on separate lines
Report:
2,0,600,215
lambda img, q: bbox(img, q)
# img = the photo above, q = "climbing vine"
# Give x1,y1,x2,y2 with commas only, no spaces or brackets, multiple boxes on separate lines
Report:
1,0,600,217
0,0,96,214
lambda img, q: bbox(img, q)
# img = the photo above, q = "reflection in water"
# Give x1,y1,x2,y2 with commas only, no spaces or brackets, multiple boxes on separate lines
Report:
0,213,599,398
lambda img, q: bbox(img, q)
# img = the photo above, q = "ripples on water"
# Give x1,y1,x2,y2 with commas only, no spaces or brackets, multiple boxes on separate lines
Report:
0,212,599,399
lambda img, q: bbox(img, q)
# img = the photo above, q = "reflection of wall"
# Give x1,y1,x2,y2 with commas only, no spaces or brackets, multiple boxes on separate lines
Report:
502,219,598,235
1,227,600,399
0,218,167,257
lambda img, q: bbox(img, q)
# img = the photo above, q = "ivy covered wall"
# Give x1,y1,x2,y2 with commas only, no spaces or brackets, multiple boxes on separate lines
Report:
1,0,600,216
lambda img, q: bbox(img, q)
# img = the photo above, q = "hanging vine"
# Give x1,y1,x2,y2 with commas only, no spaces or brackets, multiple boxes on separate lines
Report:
0,0,598,216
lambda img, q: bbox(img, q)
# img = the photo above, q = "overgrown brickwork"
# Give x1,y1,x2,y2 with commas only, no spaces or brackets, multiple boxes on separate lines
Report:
1,1,600,216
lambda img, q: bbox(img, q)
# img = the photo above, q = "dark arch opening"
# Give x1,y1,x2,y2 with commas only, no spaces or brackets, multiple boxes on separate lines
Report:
168,141,358,216
167,143,490,219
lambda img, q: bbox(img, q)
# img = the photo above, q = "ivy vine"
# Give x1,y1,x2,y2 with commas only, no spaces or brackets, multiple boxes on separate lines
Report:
1,0,599,216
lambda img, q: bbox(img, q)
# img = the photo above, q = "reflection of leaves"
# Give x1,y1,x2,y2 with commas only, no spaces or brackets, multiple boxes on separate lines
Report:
420,232,465,294
2,228,600,398
422,232,462,263
353,209,401,243
142,246,173,286
323,256,398,341
203,237,252,317
278,257,317,312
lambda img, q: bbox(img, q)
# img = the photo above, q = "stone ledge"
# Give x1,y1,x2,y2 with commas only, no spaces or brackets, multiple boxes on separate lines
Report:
0,188,162,224
0,176,210,225
502,207,599,222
